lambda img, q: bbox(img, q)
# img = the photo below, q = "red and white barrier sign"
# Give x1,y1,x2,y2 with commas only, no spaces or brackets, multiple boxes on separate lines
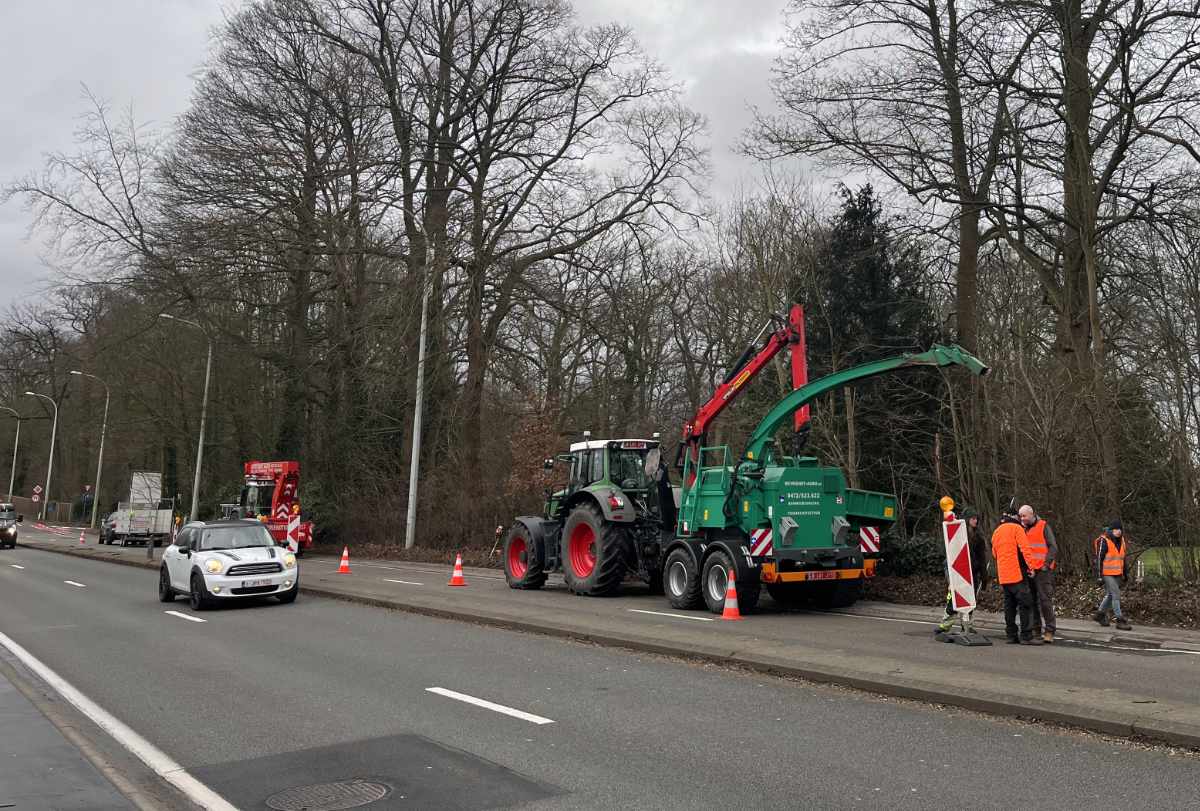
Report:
286,514,300,553
942,518,976,612
859,526,881,553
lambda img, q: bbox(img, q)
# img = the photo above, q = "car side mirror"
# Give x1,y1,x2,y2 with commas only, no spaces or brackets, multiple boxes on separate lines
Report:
178,544,191,555
17,515,23,523
543,458,555,471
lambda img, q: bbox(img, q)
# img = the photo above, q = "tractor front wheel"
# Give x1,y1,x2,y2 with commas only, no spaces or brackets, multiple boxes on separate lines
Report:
503,524,547,590
561,503,626,596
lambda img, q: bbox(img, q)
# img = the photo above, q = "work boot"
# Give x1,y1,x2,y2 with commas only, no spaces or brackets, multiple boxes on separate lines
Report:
1042,631,1054,644
1006,637,1021,644
1021,636,1044,646
1094,611,1110,627
1115,617,1133,630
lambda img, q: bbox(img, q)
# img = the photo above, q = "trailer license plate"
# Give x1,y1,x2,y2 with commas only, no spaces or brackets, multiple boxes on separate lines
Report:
807,571,837,580
242,578,272,588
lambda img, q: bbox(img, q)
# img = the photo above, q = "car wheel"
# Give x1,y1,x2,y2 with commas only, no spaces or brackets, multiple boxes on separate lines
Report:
277,582,298,604
158,567,175,603
189,573,213,611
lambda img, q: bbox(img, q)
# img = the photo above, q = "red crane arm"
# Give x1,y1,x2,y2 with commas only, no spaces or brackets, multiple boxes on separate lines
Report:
679,304,808,467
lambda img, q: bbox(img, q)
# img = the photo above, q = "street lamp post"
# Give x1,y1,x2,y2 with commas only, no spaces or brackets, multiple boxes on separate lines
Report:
0,407,20,500
160,314,212,522
23,392,58,522
70,371,110,529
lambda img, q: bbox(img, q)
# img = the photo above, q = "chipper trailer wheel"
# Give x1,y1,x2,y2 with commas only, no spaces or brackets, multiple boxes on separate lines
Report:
701,549,760,615
503,524,547,590
811,579,862,609
663,547,702,610
561,503,626,597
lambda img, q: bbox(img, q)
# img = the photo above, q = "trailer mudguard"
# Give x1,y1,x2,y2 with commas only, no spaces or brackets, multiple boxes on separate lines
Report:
702,532,763,583
662,536,706,571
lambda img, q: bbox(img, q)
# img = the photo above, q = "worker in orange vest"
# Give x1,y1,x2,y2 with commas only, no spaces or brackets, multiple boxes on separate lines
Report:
992,510,1041,644
1093,520,1132,630
1019,505,1059,643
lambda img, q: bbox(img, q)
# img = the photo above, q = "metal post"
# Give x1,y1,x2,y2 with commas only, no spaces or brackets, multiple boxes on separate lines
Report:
70,371,110,530
93,386,109,529
24,392,58,523
192,340,213,522
160,314,212,523
404,277,431,549
0,407,19,500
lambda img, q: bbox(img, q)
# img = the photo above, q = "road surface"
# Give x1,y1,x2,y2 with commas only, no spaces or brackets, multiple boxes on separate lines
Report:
1,542,1198,809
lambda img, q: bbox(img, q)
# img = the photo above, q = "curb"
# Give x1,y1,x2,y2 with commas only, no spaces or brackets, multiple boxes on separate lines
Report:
19,541,1200,751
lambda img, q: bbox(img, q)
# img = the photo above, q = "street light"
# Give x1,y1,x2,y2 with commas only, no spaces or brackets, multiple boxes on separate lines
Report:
159,313,212,522
0,407,20,501
23,391,58,522
70,371,110,529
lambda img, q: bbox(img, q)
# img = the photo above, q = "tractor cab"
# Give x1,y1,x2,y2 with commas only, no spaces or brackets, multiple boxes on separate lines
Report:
544,437,661,518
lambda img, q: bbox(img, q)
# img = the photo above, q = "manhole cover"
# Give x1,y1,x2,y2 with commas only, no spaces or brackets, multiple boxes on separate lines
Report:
266,779,392,811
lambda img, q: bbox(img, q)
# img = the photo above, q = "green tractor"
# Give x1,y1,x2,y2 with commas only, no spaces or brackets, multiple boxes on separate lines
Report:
502,435,677,596
503,305,989,613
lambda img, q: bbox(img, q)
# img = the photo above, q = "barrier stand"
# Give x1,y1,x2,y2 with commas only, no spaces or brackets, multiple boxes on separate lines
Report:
935,497,991,647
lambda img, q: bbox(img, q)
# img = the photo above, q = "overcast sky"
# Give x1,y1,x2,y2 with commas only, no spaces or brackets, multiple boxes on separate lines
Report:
0,0,789,305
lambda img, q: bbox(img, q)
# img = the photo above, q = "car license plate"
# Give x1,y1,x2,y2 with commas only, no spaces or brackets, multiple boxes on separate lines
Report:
807,571,837,581
242,578,272,588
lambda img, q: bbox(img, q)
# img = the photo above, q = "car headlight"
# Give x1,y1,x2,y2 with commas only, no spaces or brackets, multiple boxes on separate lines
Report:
205,558,223,575
284,553,296,569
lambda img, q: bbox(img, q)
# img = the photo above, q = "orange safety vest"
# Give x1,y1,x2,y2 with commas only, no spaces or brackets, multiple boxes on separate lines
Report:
1024,519,1055,571
992,521,1031,585
1100,536,1126,576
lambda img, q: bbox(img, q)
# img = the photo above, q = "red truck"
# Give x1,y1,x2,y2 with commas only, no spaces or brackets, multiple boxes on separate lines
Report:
238,461,314,554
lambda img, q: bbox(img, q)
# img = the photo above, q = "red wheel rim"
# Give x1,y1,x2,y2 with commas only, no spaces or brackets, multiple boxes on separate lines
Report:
508,536,528,579
568,523,597,578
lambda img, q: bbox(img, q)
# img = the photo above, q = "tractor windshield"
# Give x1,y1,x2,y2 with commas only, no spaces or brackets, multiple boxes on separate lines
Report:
609,447,652,491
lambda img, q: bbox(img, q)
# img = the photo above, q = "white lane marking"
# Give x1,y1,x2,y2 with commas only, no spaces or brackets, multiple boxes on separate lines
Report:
383,578,424,586
0,630,236,810
63,580,87,588
164,611,206,624
10,564,24,569
628,608,716,623
426,687,554,725
823,611,931,626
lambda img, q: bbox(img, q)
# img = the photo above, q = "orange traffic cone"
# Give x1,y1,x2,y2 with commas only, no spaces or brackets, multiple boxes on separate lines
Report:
79,530,86,545
337,546,351,574
448,553,467,587
720,569,742,621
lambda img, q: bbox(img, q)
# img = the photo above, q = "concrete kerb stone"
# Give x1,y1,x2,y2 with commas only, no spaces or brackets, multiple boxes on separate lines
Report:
19,540,1200,751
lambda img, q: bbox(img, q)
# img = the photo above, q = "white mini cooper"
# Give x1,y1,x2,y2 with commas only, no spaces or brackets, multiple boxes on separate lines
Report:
159,519,298,610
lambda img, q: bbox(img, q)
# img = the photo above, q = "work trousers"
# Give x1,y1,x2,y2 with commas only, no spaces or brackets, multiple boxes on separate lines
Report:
1028,569,1056,634
1097,575,1123,618
1002,581,1035,641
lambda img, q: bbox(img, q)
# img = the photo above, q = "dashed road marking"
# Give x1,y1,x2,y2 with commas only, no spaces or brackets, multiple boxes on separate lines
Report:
9,564,24,569
63,580,87,588
426,687,554,725
164,611,207,623
383,578,424,586
628,608,715,622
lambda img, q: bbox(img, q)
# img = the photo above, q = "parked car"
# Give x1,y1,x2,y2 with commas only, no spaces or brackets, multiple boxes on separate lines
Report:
0,503,21,549
158,519,298,610
100,512,118,544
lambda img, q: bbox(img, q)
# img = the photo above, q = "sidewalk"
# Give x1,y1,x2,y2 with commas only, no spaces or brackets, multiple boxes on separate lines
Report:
20,530,1200,750
0,667,132,810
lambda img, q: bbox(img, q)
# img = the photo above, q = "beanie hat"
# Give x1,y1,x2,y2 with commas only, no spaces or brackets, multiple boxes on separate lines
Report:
1110,519,1122,530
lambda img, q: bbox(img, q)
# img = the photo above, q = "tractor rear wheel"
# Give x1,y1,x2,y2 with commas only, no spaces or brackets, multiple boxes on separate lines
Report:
662,548,701,609
503,524,547,590
701,550,761,615
561,503,626,596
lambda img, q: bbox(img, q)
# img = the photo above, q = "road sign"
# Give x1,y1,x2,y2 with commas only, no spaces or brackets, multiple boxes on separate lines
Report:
31,494,40,503
33,485,42,495
942,518,976,613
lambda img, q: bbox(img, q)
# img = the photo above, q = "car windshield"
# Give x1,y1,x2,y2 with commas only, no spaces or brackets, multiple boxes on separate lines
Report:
609,447,652,490
198,525,274,551
0,504,14,519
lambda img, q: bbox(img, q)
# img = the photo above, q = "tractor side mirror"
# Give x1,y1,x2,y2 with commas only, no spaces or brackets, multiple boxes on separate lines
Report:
543,458,555,470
